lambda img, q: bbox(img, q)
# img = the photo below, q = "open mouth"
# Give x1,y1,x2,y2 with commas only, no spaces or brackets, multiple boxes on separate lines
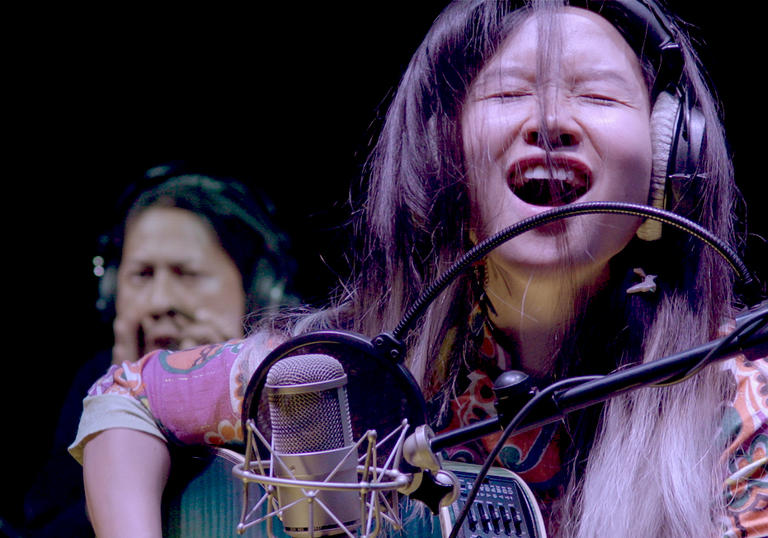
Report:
510,164,589,206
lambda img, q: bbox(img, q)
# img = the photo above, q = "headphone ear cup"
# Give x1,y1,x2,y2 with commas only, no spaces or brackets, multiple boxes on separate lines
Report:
637,91,679,241
668,98,706,218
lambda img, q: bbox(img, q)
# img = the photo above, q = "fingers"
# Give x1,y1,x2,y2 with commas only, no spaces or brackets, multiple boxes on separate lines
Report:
116,307,245,358
177,308,244,350
112,315,141,365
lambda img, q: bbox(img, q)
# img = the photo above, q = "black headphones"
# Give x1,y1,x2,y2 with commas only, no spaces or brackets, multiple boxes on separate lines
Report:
93,163,297,321
566,0,707,239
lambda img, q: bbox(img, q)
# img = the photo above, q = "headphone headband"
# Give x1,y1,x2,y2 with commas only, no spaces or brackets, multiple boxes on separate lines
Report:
569,0,684,97
574,0,706,226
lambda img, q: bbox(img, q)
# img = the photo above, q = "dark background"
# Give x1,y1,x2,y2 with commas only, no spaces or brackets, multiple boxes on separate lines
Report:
4,3,765,534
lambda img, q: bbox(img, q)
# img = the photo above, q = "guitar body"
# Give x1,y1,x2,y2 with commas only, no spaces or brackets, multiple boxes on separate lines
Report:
162,448,281,537
162,450,544,537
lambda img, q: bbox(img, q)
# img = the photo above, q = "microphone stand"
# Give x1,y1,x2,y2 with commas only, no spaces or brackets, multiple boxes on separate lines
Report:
429,303,768,454
404,304,766,538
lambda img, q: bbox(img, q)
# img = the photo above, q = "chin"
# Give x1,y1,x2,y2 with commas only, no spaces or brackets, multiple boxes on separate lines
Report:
489,221,630,280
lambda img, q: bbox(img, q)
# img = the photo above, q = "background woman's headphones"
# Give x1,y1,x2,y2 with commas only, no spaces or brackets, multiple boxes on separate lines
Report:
93,162,298,321
566,0,707,240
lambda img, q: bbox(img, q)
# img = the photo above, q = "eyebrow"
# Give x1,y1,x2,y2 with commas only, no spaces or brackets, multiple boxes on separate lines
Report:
567,67,642,90
474,65,535,85
475,65,641,90
121,258,200,268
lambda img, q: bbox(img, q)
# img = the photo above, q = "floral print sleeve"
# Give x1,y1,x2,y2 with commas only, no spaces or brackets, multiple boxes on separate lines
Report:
721,355,768,538
70,333,282,462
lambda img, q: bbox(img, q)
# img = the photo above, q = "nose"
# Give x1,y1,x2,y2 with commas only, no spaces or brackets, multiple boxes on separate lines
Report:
147,270,180,318
522,99,581,149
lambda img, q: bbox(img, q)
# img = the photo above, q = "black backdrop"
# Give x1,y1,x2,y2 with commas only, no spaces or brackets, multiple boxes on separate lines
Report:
5,2,765,534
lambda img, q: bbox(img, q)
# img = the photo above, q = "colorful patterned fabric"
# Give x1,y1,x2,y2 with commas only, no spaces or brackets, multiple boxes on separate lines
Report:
72,329,767,536
431,312,768,537
720,356,768,537
77,334,281,451
432,309,569,505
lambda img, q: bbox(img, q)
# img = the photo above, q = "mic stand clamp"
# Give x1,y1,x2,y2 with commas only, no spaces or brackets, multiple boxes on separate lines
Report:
493,370,538,425
371,332,407,363
401,424,460,514
403,425,440,472
407,469,460,515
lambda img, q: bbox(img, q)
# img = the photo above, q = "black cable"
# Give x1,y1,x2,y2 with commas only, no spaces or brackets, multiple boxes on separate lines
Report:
447,375,602,538
652,306,768,386
392,202,754,341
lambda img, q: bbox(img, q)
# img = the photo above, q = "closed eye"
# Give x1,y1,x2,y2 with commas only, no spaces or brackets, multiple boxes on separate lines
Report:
171,265,202,279
486,90,534,101
579,94,620,105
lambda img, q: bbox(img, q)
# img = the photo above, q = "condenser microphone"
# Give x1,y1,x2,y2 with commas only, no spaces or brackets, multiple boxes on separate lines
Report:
266,354,360,537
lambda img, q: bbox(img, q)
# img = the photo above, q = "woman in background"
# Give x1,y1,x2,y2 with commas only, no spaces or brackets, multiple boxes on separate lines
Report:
25,165,296,537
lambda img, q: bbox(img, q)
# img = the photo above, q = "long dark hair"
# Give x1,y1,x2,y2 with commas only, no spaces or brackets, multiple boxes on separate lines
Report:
115,166,298,316
335,0,738,384
302,1,741,534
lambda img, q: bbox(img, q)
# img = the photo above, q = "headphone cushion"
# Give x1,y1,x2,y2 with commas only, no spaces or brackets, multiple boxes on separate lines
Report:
637,91,679,241
649,91,679,206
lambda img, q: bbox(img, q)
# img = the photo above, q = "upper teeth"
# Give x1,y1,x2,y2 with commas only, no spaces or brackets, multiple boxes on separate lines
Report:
522,165,575,182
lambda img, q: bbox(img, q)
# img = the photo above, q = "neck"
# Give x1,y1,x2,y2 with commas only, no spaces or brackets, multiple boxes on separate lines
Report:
484,259,608,377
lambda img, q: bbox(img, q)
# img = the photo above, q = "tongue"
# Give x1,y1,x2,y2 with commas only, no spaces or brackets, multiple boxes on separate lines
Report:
514,180,582,206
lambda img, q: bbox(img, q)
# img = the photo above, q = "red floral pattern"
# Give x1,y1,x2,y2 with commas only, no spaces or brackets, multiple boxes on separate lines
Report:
721,356,768,537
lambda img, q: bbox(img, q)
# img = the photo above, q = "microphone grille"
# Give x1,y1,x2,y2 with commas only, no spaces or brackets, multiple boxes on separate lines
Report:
266,354,346,386
266,354,352,453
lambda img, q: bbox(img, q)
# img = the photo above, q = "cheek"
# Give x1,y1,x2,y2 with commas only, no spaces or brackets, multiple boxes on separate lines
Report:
196,273,246,318
462,102,521,173
461,101,523,161
462,106,518,225
596,114,653,199
619,140,652,201
216,284,246,317
462,111,490,180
